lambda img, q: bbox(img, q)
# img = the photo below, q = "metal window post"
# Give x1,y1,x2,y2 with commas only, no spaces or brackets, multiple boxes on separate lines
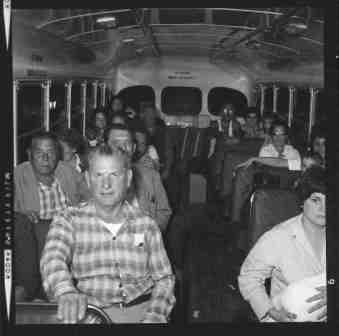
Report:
92,81,98,109
65,81,72,128
273,85,279,114
13,80,19,167
288,86,296,127
100,82,106,107
259,84,266,117
42,80,51,131
81,81,87,136
308,87,318,143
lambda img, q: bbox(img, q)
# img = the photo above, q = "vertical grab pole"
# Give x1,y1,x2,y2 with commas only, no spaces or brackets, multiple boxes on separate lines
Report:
81,81,87,137
259,84,266,117
288,86,295,128
65,81,72,129
100,82,106,107
273,85,279,114
308,87,318,144
42,80,51,131
92,81,98,109
13,80,19,167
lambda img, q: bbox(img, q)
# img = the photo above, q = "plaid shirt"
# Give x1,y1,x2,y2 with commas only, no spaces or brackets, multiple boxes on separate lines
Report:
40,200,176,323
38,179,69,220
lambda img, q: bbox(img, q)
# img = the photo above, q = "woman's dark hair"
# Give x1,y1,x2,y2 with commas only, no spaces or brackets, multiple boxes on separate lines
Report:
130,120,151,146
57,128,87,155
295,166,326,204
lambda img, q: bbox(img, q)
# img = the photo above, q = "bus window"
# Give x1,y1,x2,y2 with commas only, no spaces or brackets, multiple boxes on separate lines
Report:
118,85,155,115
276,87,289,121
208,87,247,116
316,89,325,124
161,86,201,116
17,83,43,163
264,86,273,113
71,83,82,132
50,81,66,133
291,88,309,150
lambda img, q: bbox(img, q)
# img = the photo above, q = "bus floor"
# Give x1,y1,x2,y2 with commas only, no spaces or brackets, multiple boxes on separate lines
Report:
169,203,255,324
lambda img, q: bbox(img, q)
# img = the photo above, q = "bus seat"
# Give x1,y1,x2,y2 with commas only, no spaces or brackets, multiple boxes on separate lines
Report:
248,188,300,250
189,173,207,204
16,302,113,324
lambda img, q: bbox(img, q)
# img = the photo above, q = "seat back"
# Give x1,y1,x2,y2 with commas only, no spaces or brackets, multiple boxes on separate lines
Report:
248,188,300,250
16,302,113,324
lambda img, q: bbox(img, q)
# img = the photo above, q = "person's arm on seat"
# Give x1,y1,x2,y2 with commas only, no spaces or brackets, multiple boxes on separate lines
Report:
141,223,176,323
40,211,86,323
152,170,172,232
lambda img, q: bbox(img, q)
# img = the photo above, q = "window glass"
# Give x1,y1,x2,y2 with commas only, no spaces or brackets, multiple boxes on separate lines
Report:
50,81,66,133
17,83,43,163
208,87,247,116
161,86,202,116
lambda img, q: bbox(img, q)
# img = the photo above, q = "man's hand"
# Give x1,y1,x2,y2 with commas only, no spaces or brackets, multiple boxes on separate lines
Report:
57,292,88,324
306,286,327,321
267,306,297,322
22,211,39,224
236,157,257,170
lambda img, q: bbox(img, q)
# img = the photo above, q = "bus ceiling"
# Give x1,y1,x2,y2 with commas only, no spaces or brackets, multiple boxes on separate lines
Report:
12,8,323,86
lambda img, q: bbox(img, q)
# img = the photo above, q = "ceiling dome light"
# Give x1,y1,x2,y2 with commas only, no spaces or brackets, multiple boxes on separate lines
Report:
284,17,308,35
96,16,116,24
122,38,135,43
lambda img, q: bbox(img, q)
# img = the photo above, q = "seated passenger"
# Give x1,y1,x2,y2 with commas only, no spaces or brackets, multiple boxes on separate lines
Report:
310,124,326,167
133,123,160,171
238,166,326,322
14,132,90,300
86,108,107,147
231,120,301,223
40,145,175,323
105,124,172,233
238,120,301,170
242,107,261,138
57,128,88,173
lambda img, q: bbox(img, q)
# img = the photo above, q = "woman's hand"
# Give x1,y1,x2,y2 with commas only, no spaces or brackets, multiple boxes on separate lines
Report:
267,306,297,322
306,286,327,321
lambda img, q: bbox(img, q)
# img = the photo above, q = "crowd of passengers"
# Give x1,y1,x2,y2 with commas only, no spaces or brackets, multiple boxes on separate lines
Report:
14,93,326,323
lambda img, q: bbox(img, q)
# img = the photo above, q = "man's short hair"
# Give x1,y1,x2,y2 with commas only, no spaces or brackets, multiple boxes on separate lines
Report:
87,143,132,171
103,123,135,144
295,166,326,204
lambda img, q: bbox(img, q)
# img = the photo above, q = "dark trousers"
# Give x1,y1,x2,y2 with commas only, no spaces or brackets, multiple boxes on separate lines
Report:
231,164,301,222
15,213,51,300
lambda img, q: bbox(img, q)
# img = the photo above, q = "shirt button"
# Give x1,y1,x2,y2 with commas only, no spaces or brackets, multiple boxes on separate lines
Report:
112,236,116,240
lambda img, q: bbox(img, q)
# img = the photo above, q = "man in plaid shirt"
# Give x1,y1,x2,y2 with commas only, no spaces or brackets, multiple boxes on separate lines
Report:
40,144,175,323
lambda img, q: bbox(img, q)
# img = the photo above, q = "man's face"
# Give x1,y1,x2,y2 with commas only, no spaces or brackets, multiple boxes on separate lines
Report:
263,118,273,132
313,137,325,160
246,113,257,127
107,129,135,157
30,138,58,176
89,154,132,209
271,125,287,152
59,140,75,162
95,112,106,129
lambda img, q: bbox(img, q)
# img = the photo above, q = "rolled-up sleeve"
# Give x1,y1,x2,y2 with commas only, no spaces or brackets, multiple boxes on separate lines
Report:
286,148,301,171
142,225,176,323
238,231,280,320
40,212,77,301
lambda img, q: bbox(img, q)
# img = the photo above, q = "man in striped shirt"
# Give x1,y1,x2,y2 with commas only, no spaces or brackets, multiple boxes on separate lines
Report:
40,145,175,323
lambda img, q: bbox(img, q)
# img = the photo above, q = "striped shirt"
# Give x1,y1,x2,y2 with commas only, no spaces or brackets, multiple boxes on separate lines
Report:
38,179,69,220
40,200,176,323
